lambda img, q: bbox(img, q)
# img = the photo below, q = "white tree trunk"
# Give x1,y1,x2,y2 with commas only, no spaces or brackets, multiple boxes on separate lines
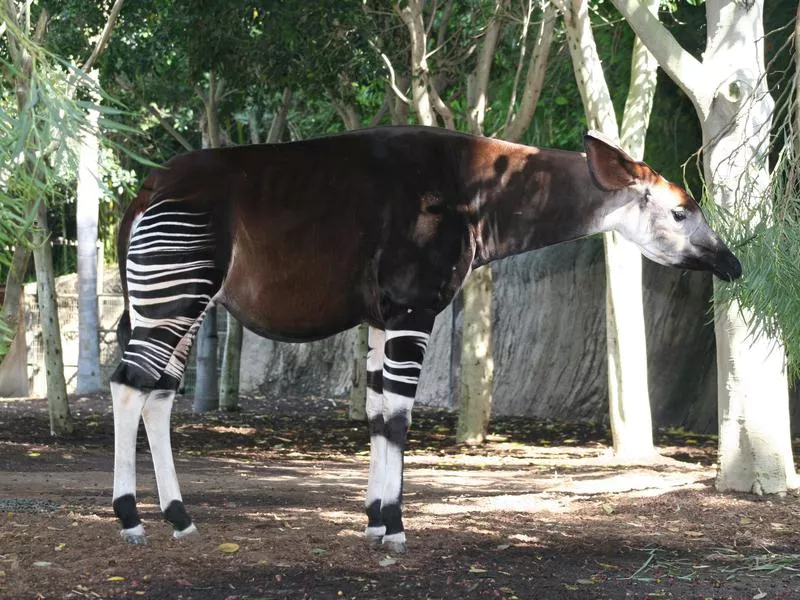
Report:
76,71,102,394
558,0,657,460
612,0,798,492
457,265,493,444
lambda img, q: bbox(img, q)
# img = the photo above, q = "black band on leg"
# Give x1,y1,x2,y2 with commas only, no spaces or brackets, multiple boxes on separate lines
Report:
113,494,142,530
368,415,385,437
163,499,192,531
366,370,383,394
366,499,382,528
381,503,403,536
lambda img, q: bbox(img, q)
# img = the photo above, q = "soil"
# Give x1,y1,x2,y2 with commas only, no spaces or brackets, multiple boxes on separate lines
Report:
1,394,799,600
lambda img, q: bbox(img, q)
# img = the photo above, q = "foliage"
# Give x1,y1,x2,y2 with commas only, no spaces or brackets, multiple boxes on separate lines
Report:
709,15,800,376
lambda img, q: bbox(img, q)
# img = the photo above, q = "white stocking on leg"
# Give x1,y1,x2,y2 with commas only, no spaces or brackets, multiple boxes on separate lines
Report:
141,390,197,538
111,382,148,544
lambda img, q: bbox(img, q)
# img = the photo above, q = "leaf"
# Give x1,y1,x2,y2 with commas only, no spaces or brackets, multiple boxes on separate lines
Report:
217,542,240,553
310,548,327,555
54,543,65,551
496,544,510,551
379,556,397,567
107,576,125,582
32,562,51,568
752,591,767,599
576,579,595,585
602,503,614,515
739,517,753,525
685,531,704,537
469,566,487,574
26,452,40,457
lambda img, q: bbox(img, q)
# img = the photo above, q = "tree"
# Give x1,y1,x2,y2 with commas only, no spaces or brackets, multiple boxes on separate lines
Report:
219,90,294,412
553,0,661,460
612,0,798,492
384,0,556,443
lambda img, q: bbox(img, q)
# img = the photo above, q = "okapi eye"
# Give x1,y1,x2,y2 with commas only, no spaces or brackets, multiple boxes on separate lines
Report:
671,207,687,222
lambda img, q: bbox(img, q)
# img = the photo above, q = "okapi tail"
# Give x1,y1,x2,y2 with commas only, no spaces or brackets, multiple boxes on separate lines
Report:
116,171,158,351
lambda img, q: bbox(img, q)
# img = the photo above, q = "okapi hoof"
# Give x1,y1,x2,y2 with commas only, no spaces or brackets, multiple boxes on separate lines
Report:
365,525,385,548
382,532,407,554
172,522,199,540
120,524,148,545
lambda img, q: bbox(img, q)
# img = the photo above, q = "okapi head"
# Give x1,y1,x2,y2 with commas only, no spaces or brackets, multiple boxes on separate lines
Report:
584,132,742,281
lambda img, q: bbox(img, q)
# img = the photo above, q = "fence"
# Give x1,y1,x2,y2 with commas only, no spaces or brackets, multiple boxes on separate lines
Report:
23,292,230,396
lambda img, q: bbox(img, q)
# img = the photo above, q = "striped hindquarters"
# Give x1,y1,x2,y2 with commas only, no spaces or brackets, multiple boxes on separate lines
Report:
116,196,224,390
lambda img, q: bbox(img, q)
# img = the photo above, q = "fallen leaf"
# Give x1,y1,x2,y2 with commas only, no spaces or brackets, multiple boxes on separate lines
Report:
310,548,327,555
602,503,614,515
576,579,594,585
26,452,40,457
685,531,704,537
32,561,51,568
739,517,753,525
496,544,510,551
379,556,396,567
752,592,766,600
218,543,240,554
469,566,487,574
54,543,65,551
107,576,125,582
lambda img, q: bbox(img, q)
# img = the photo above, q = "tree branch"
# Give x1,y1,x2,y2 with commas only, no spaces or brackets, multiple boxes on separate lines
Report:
467,0,507,135
370,40,412,105
502,2,556,142
81,0,124,72
148,104,194,151
610,0,707,111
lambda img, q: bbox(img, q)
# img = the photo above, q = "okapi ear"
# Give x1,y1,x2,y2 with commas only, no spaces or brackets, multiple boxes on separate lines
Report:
583,131,644,191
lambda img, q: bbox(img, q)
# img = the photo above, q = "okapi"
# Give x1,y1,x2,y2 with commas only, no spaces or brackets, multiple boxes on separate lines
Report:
110,125,741,552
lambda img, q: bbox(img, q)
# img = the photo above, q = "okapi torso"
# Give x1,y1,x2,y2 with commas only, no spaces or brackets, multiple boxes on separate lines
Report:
110,126,741,552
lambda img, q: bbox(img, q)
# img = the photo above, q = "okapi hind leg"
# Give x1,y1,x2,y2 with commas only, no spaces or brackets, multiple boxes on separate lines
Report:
379,309,435,554
111,381,149,544
364,326,387,546
141,390,198,539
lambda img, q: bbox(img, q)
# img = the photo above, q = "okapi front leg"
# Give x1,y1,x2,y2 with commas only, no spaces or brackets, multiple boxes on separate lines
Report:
364,327,387,545
380,309,434,554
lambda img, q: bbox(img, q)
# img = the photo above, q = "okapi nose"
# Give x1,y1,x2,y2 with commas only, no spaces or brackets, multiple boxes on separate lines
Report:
715,250,742,282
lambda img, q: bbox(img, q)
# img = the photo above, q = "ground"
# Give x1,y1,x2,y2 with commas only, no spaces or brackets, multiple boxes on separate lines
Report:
1,396,800,600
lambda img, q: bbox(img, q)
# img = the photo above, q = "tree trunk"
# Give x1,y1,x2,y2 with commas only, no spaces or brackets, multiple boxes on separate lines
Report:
457,265,493,444
612,0,798,492
557,0,658,460
193,72,223,412
219,309,242,412
349,324,369,421
32,200,73,435
193,305,219,412
76,71,102,394
2,244,31,339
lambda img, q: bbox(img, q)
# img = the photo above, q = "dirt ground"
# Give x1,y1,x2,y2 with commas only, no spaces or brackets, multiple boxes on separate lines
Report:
1,395,800,600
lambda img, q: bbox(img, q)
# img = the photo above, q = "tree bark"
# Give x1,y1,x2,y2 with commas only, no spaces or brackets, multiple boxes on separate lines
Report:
33,200,73,434
193,72,224,412
76,70,102,394
502,3,556,142
349,324,369,421
612,0,798,491
457,265,493,444
557,0,658,460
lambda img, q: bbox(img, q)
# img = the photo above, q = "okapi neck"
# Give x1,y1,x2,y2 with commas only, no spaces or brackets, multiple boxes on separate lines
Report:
466,142,619,266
